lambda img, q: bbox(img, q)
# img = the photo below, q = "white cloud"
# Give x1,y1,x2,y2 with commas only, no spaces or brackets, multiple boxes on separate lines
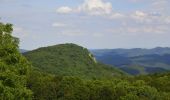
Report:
56,0,113,16
93,33,103,37
13,26,29,38
0,0,17,2
52,23,67,27
110,13,125,19
151,0,169,12
13,26,39,41
56,6,73,14
131,11,149,22
13,27,23,32
78,0,112,16
55,0,170,38
134,11,147,17
129,10,170,24
108,25,169,36
165,16,170,24
60,30,84,36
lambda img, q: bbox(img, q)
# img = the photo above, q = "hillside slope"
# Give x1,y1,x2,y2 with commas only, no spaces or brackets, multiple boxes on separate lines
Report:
24,43,125,79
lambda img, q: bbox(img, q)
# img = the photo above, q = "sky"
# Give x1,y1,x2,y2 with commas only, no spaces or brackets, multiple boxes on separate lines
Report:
0,0,170,50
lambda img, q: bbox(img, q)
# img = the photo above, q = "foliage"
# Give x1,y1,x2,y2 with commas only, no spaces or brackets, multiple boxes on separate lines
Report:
0,22,32,99
1,21,170,100
24,44,125,79
27,70,170,100
24,42,170,100
134,72,170,93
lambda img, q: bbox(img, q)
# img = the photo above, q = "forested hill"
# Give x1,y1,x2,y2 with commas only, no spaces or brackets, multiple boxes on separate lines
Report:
24,43,125,79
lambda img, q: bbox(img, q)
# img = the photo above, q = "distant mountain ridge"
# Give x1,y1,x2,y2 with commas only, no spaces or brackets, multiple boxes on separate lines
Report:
20,49,28,53
91,47,170,57
91,47,170,75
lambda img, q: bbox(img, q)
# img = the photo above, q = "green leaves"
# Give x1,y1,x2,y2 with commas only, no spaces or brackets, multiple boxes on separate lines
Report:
27,71,170,100
0,21,32,99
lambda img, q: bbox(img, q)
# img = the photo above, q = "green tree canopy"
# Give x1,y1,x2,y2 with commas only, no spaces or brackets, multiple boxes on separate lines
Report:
0,22,32,100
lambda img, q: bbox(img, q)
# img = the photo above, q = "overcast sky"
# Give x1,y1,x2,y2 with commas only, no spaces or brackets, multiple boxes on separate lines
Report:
0,0,170,50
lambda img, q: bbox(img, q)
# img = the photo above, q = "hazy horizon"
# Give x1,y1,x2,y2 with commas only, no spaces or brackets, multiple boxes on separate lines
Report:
1,0,170,50
20,43,170,51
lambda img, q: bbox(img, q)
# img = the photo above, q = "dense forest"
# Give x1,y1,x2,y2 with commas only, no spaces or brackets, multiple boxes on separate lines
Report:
0,22,32,99
0,21,170,100
24,43,125,79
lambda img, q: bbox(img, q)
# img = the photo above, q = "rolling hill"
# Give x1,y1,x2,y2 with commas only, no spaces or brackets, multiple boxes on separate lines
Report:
24,43,125,79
